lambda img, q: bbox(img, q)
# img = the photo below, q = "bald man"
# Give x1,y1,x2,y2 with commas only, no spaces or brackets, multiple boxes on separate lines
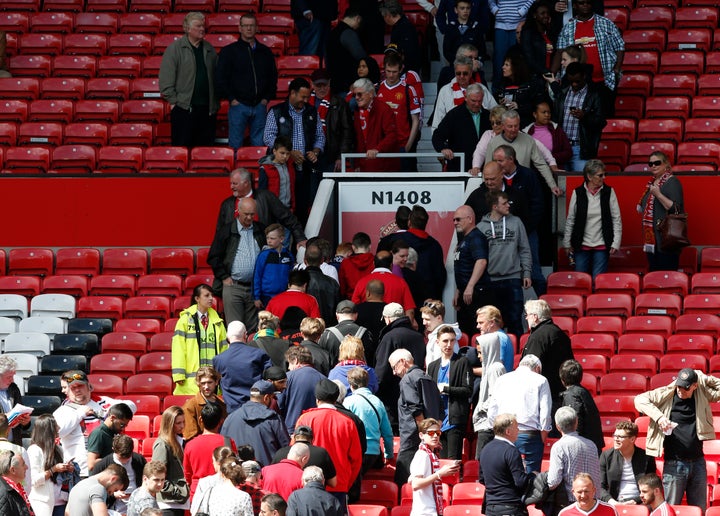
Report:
208,196,267,331
452,204,494,335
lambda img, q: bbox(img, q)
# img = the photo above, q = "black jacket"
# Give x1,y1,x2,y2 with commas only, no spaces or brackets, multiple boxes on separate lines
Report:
323,94,355,162
287,481,344,516
7,383,25,447
391,15,421,73
305,266,340,328
522,319,574,400
432,102,490,173
215,190,306,244
553,82,606,160
559,384,605,454
427,354,473,426
215,38,277,106
326,21,366,94
208,219,266,287
290,0,338,21
466,181,532,235
0,477,32,516
599,447,657,503
301,339,331,377
268,101,321,153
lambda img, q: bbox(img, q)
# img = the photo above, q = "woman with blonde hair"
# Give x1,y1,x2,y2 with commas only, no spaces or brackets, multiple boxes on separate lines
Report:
152,406,189,515
250,310,290,369
328,335,379,396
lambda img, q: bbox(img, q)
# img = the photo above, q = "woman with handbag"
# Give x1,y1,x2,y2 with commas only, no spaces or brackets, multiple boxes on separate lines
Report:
563,159,622,278
152,406,189,516
638,151,686,271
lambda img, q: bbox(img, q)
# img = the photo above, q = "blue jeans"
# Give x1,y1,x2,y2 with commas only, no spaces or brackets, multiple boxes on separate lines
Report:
493,28,517,93
574,249,609,279
569,144,587,173
228,102,267,149
663,458,707,512
528,230,547,296
514,431,544,473
491,278,525,339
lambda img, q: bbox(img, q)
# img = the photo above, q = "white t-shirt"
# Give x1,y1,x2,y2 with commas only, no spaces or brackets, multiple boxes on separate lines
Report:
409,449,438,516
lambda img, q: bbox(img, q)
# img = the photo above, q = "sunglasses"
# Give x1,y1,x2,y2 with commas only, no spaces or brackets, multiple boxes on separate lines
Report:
455,71,471,76
62,373,86,383
648,160,663,167
423,300,440,310
425,430,442,437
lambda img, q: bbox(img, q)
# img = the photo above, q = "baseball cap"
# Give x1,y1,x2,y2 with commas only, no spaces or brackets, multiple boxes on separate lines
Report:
676,368,698,389
382,302,404,319
310,69,331,84
251,380,276,395
336,300,357,314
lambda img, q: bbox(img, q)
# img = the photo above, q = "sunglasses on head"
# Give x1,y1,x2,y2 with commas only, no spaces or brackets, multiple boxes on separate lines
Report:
62,372,86,383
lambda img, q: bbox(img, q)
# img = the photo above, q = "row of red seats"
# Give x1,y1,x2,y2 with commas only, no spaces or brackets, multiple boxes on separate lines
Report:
2,0,264,14
596,140,720,170
603,117,720,147
616,95,720,121
608,6,718,32
0,247,210,276
620,72,720,99
623,50,720,76
2,31,289,58
623,27,717,52
0,145,266,173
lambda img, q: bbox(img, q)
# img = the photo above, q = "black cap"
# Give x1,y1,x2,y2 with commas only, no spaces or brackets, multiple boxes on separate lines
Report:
310,69,331,84
676,368,698,389
314,379,340,403
263,366,287,381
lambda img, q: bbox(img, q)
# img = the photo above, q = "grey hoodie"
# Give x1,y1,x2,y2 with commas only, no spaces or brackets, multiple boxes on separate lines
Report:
477,213,531,281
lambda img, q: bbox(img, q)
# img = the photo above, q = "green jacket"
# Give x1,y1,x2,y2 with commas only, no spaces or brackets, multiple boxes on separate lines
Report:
159,34,219,113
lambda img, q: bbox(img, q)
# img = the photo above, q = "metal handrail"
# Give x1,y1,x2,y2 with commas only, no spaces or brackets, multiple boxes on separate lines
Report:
340,152,465,173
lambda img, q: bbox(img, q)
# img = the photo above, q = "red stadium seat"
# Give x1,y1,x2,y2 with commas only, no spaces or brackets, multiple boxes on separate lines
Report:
162,395,191,411
130,0,171,13
87,373,124,397
684,294,720,316
63,123,108,146
691,273,720,294
260,0,289,11
277,55,321,78
452,483,484,505
710,356,720,374
28,99,73,124
108,34,152,56
622,29,666,52
614,96,644,119
644,96,690,120
18,34,62,55
628,7,673,30
596,140,629,170
650,372,677,389
103,249,148,276
9,55,52,78
206,13,241,32
138,352,170,373
124,296,170,319
585,293,633,318
601,119,637,142
188,147,235,174
97,146,144,173
50,145,97,174
619,73,653,96
184,274,214,294
621,51,658,74
129,78,161,100
18,122,63,147
625,315,673,338
77,296,124,320
677,142,720,168
42,275,88,297
617,334,665,359
97,56,142,79
74,100,119,124
101,332,147,357
108,123,154,147
629,142,675,166
594,273,640,296
571,333,615,356
218,0,258,10
136,275,183,297
3,147,49,173
637,118,683,144
257,13,294,34
174,0,215,11
86,78,130,101
126,373,173,396
0,100,28,124
684,118,720,142
0,12,30,33
255,34,286,56
576,316,624,338
666,334,714,359
63,34,108,56
151,34,181,55
149,331,173,352
599,373,648,395
143,147,188,174
594,395,639,420
675,314,720,338
150,249,195,276
43,0,84,11
668,29,712,51
546,272,592,297
115,318,161,338
141,56,163,78
705,52,720,73
604,8,629,30
574,354,609,376
610,354,658,376
702,248,720,272
119,100,164,124
634,293,682,317
642,271,689,296
124,415,151,439
348,506,388,516
30,12,74,33
196,248,211,275
0,276,41,296
126,395,160,418
87,0,129,12
118,13,162,33
74,12,118,34
539,294,584,318
660,353,707,373
698,74,720,97
90,352,137,375
8,248,53,276
204,33,237,52
164,319,179,332
0,125,18,147
658,51,704,76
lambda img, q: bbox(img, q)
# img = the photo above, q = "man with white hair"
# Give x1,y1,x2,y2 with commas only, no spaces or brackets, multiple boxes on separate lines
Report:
287,466,343,516
548,406,602,502
352,77,400,172
213,320,272,412
487,354,552,473
0,356,30,446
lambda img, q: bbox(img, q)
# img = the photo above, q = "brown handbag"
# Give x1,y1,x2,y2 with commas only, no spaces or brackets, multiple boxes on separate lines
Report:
657,205,690,252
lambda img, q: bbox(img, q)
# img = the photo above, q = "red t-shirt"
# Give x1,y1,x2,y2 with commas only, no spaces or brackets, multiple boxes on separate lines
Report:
351,269,416,310
376,80,421,146
573,18,603,83
266,290,321,320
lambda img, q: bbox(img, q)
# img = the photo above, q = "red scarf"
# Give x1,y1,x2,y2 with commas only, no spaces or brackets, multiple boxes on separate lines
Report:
450,80,466,107
3,476,35,516
311,93,331,133
359,100,373,140
337,359,366,367
640,171,672,251
418,443,443,515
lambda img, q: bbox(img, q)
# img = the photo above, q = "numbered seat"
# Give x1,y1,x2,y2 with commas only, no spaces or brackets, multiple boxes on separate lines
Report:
593,273,640,296
576,316,623,339
684,294,720,316
89,275,136,297
634,293,682,317
102,249,148,276
125,373,173,395
571,334,615,356
97,146,144,173
609,354,658,376
538,294,584,318
28,99,73,123
617,334,665,359
100,332,146,357
691,273,720,294
659,354,707,373
625,315,674,338
87,373,124,396
0,276,41,296
90,352,136,375
50,145,97,174
546,272,592,297
76,296,124,320
599,372,648,395
74,100,119,124
585,293,633,318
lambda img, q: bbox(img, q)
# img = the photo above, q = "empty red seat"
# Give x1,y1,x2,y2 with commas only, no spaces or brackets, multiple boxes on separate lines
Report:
547,272,592,297
140,58,163,78
684,118,720,142
149,248,194,276
108,34,152,56
585,293,633,318
41,275,88,297
90,352,137,375
660,354,707,373
43,0,84,11
103,249,148,276
75,12,118,34
255,34,286,56
596,140,629,170
137,351,171,372
629,142,675,165
174,0,215,11
257,13,294,34
650,372,677,389
87,373,124,397
124,296,170,319
118,12,162,33
621,51,658,74
574,354,609,376
0,125,16,147
18,33,62,55
77,296,124,320
667,29,712,51
188,147,235,174
576,316,624,338
129,78,161,99
684,294,720,316
644,96,690,120
0,276,40,296
9,55,52,78
610,354,658,376
115,318,161,337
702,248,720,271
635,293,682,317
599,372,648,395
143,147,188,173
206,12,241,32
108,123,153,147
622,29,666,52
97,56,142,79
658,50,704,75
0,100,29,124
601,119,637,142
126,394,160,418
3,146,49,173
130,0,171,13
119,100,164,124
97,145,144,173
89,274,136,297
594,273,640,296
74,100,119,123
151,34,181,55
63,123,108,147
614,96,644,119
149,331,173,352
8,248,53,276
136,275,183,297
0,12,30,33
126,373,173,395
50,145,97,174
29,11,74,33
595,395,638,420
676,142,720,168
625,315,674,338
698,74,720,96
617,333,665,359
675,314,720,338
641,271,688,297
628,7,673,30
570,333,616,356
101,331,146,356
28,99,74,124
55,249,100,277
86,78,130,100
691,272,720,294
676,6,718,28
18,122,63,147
706,52,720,73
538,294,584,318
63,34,108,56
204,33,237,52
637,118,683,143
666,334,714,359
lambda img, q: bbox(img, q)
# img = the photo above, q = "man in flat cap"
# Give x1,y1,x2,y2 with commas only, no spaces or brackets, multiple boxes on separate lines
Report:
635,368,720,513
